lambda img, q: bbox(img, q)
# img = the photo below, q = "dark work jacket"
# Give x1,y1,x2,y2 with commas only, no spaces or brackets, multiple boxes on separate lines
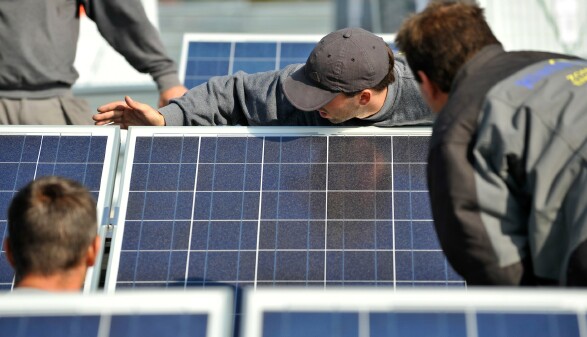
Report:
429,44,587,285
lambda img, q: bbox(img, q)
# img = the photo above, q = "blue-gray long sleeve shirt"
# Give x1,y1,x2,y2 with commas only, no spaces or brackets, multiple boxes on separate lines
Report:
160,56,433,126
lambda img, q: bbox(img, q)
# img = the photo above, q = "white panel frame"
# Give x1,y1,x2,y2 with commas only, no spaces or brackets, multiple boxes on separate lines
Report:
0,288,233,337
241,287,587,337
0,125,120,292
104,125,432,293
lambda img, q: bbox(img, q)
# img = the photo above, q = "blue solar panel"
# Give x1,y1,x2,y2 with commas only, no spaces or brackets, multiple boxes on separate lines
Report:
369,312,467,337
260,312,468,337
105,126,463,292
242,288,587,337
0,126,120,291
179,34,395,88
262,312,362,337
0,315,101,337
0,314,208,337
476,312,581,337
0,289,232,337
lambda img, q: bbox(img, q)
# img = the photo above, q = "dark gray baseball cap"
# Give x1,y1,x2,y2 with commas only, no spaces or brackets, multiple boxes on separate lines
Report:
282,27,390,111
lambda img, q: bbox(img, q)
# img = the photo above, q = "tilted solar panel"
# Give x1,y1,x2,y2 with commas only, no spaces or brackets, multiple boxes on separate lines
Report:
0,126,120,291
104,126,463,292
0,289,233,337
241,288,587,337
179,33,396,88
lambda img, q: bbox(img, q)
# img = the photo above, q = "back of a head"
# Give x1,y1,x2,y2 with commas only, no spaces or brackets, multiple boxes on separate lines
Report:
7,176,97,279
395,1,500,92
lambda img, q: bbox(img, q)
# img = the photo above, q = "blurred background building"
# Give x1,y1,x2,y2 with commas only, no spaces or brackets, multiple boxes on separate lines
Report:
73,0,587,110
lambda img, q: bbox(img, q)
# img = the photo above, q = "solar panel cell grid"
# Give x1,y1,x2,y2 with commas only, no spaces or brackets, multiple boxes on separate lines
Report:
0,134,107,196
183,40,318,88
0,126,118,291
180,34,393,88
106,127,463,291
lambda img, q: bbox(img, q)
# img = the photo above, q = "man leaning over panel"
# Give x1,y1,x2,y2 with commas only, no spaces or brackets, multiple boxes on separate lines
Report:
93,27,433,128
396,1,587,286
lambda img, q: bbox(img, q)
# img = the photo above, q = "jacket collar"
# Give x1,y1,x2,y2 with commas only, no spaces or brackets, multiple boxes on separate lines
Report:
451,44,505,93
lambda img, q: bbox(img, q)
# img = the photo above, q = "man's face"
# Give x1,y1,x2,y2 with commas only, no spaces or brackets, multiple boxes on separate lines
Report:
317,93,368,124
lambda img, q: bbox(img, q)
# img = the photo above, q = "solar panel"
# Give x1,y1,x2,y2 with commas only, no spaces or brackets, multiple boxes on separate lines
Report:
104,126,463,292
0,126,120,291
241,288,587,337
0,288,233,337
179,33,396,88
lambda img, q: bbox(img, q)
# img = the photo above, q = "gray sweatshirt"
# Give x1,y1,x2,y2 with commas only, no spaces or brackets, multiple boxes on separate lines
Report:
0,0,181,98
160,56,433,126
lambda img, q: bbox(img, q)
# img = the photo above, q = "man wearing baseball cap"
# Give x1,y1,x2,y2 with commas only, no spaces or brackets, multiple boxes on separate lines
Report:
94,28,432,128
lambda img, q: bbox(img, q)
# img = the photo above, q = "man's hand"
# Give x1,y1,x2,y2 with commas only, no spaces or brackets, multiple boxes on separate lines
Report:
93,96,165,129
159,85,188,107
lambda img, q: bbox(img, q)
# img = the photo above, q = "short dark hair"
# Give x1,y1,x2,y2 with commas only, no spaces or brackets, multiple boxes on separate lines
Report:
7,176,97,278
395,1,499,92
343,48,395,97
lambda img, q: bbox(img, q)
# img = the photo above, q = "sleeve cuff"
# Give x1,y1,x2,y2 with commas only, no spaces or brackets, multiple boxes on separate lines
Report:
158,103,185,126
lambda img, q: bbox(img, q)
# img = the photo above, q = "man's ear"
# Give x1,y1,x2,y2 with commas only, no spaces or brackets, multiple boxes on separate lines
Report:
358,90,372,106
85,236,101,267
4,238,14,267
418,71,438,99
417,71,448,113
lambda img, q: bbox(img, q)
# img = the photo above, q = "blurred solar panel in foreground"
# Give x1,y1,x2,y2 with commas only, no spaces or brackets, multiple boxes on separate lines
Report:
0,289,232,337
241,288,587,337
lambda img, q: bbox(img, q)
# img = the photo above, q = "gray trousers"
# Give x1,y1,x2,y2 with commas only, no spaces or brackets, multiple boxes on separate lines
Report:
0,96,93,125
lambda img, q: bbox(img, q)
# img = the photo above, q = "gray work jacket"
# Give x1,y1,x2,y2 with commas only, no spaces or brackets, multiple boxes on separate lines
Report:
429,44,587,285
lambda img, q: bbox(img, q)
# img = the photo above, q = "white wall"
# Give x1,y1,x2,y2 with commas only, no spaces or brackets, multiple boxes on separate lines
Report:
478,0,586,57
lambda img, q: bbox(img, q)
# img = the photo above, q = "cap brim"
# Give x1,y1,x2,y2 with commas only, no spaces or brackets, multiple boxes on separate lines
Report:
282,65,339,111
